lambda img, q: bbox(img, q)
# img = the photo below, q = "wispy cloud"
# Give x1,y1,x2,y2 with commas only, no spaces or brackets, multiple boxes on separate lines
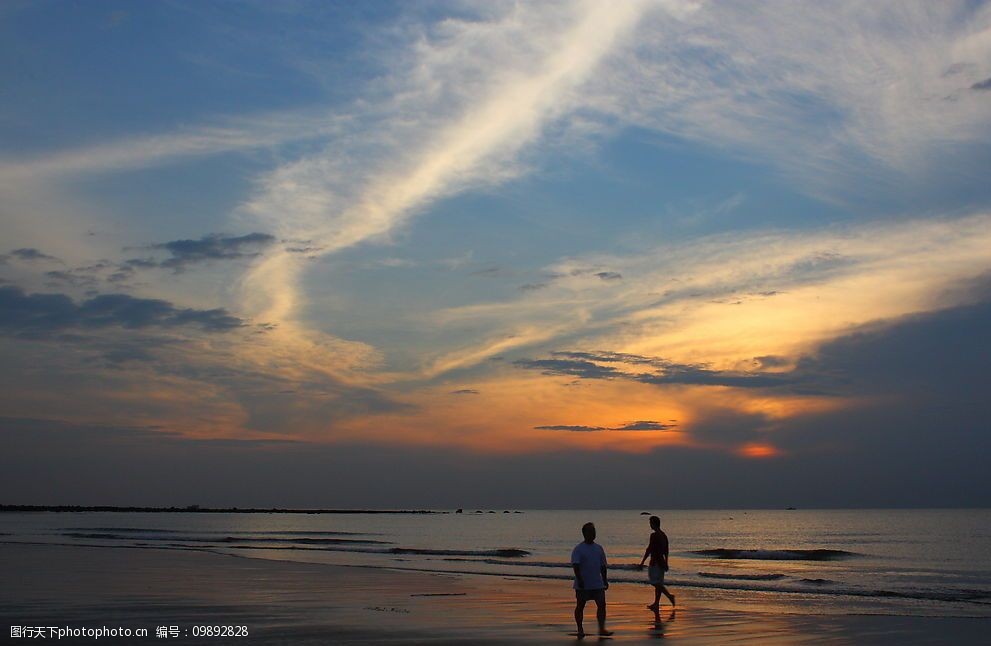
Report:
0,109,348,182
516,352,793,389
427,212,991,375
535,420,675,432
238,0,647,323
0,248,61,264
971,77,991,91
4,1,991,457
589,1,991,192
144,232,276,271
9,1,990,336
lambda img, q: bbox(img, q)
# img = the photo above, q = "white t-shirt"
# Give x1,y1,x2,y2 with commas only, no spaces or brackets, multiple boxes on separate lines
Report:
571,541,607,590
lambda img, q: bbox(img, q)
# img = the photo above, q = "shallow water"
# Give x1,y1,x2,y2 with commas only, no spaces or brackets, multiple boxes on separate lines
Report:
3,509,990,617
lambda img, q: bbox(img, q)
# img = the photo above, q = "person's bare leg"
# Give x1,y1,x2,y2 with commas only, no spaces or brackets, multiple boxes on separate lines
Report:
647,585,661,610
662,585,675,606
575,598,586,638
595,598,612,636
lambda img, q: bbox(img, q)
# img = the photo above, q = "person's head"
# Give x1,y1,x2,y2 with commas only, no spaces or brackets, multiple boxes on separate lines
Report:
581,522,596,543
649,515,660,530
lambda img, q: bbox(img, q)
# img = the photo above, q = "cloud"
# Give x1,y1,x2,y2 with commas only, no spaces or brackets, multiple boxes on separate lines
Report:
972,77,991,91
427,212,991,378
106,259,157,284
551,351,669,367
513,357,621,380
534,424,607,432
516,352,793,389
44,270,98,289
0,108,350,181
588,1,991,195
752,355,789,369
10,2,989,394
470,266,504,277
0,309,402,445
4,235,278,289
790,285,991,399
147,233,276,270
534,420,674,432
238,0,648,324
610,420,675,431
519,285,991,394
1,248,61,264
0,285,244,336
635,367,795,389
450,389,479,395
99,345,162,365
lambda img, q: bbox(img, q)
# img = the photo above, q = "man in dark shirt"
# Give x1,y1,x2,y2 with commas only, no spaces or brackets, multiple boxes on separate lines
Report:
638,515,675,610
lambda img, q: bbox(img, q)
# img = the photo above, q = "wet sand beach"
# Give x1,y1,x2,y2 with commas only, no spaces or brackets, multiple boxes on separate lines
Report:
2,542,988,644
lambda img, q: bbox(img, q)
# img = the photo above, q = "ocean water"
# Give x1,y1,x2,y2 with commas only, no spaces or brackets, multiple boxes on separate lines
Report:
3,509,990,618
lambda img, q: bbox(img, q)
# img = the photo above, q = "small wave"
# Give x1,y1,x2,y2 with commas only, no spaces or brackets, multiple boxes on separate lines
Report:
59,532,389,545
698,571,785,581
390,547,529,558
800,578,835,585
438,558,654,571
156,542,530,559
60,527,182,533
59,527,372,536
443,557,565,568
692,548,859,561
869,588,991,603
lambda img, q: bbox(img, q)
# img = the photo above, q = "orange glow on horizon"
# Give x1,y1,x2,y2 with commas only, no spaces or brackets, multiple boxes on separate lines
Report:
737,442,782,458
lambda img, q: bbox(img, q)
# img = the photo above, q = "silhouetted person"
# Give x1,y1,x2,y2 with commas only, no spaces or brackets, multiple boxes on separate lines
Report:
638,515,675,609
571,522,612,638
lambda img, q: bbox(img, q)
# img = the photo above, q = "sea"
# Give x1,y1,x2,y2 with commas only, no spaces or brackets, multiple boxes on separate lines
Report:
3,509,989,618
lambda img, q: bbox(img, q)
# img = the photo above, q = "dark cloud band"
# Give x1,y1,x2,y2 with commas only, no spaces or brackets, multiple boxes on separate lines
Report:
0,285,244,336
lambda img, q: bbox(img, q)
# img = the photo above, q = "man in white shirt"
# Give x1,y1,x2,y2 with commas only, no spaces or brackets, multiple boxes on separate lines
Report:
571,522,612,638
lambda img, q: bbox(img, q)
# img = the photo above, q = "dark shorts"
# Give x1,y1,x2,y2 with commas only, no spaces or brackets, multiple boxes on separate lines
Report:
648,564,666,585
575,588,606,604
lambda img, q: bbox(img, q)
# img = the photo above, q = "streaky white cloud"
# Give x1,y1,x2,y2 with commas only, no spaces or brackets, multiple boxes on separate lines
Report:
237,0,649,323
0,108,349,182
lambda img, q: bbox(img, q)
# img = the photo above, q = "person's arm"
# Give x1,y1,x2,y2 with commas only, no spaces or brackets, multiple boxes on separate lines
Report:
601,549,609,589
640,532,656,568
571,546,585,589
662,533,670,571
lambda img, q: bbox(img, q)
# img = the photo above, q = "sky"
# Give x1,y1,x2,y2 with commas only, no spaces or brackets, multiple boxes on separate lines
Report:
2,0,991,508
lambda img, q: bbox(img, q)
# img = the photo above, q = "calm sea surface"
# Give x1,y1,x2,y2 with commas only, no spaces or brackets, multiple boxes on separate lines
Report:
3,509,989,617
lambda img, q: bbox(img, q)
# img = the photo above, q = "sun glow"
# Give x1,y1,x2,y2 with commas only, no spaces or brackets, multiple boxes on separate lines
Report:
737,443,783,459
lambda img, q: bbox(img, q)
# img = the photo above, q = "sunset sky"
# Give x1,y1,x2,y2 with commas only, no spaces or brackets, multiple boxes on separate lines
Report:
2,1,991,508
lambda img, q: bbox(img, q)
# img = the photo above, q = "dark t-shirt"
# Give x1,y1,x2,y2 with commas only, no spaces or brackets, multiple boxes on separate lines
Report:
648,530,668,567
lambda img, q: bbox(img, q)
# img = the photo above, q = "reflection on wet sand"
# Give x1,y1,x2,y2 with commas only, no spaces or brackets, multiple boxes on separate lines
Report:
647,606,674,639
2,543,986,644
